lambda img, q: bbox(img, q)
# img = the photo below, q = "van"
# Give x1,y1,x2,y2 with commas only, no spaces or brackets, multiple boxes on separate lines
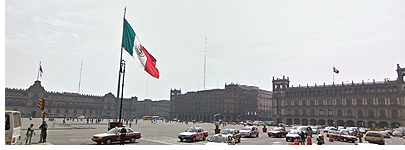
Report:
5,110,22,145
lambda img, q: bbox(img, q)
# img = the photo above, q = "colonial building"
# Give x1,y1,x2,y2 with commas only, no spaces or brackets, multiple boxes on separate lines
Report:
170,83,272,122
272,64,405,128
5,80,169,119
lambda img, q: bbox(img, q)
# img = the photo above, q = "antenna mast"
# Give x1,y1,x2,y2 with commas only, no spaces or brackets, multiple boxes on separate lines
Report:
78,60,83,93
204,36,207,90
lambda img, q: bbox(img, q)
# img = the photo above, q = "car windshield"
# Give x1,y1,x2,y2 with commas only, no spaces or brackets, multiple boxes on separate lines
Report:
209,136,227,143
366,132,381,137
341,131,349,135
221,130,233,134
186,128,198,132
107,128,119,134
242,127,251,130
273,128,281,131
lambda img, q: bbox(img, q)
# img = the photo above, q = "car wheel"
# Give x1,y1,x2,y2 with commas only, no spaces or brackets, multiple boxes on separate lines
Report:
343,138,347,142
179,138,184,142
202,136,206,141
268,134,271,137
256,133,259,137
130,137,136,143
192,137,196,142
249,133,252,137
104,138,112,145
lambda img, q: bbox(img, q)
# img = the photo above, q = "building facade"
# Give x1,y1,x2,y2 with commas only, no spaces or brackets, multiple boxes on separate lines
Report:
272,64,405,128
5,80,169,119
170,83,272,122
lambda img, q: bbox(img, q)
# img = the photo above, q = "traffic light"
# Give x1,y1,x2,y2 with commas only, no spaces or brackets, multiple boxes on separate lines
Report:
37,99,45,110
41,111,46,118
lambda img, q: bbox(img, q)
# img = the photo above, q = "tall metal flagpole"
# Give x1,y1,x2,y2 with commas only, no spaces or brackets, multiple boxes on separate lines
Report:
116,7,127,123
37,61,41,81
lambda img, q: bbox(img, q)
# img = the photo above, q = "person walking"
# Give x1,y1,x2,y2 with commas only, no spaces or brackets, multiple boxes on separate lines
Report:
25,124,35,145
119,126,127,145
299,131,306,145
39,121,48,142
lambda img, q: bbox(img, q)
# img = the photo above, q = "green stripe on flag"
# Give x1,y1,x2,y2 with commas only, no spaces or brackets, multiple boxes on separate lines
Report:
122,19,136,56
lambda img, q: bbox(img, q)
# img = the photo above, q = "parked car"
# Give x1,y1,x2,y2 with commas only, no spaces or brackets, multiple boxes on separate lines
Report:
178,127,208,142
311,126,321,134
205,134,235,145
380,131,390,138
221,129,242,143
347,127,358,134
393,130,404,137
285,130,301,142
267,127,288,138
364,131,385,145
337,126,345,131
240,126,259,138
91,127,141,144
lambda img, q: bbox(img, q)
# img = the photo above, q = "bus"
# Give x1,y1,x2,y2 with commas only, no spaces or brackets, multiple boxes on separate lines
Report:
5,110,22,145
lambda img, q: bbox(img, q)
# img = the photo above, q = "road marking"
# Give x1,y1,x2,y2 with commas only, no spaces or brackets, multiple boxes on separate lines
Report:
141,138,174,145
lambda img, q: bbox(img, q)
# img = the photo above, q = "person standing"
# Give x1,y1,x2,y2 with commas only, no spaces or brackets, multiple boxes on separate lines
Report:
39,121,48,142
119,127,127,145
25,124,35,145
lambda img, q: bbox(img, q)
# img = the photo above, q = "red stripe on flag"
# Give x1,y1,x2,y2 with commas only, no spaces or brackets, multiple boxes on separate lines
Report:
141,46,159,79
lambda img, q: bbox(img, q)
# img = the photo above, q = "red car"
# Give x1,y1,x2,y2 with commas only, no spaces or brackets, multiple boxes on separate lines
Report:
267,127,288,138
91,127,141,144
178,127,208,142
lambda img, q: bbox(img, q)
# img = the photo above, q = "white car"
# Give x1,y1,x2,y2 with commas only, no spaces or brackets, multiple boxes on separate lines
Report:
205,134,235,145
285,130,301,142
240,126,259,138
324,127,337,133
311,126,320,134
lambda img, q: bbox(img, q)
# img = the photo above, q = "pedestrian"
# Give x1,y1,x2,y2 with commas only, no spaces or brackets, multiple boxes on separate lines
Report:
25,124,35,145
39,121,48,142
357,130,362,143
119,125,127,145
129,121,132,128
299,131,306,145
316,134,323,145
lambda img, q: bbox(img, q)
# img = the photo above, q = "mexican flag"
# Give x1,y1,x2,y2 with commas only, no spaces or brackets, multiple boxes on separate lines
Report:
122,19,160,79
333,67,339,74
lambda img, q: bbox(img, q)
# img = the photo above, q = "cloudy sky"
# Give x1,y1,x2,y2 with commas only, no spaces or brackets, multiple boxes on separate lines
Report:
5,0,405,100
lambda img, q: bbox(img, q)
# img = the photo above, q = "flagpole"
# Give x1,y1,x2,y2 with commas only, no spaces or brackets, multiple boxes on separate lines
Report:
116,7,126,124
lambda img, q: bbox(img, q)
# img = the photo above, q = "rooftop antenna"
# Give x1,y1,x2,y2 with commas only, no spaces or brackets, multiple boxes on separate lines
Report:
78,60,83,93
204,36,207,89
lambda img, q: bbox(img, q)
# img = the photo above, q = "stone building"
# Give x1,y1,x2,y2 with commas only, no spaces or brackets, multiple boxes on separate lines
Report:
272,64,405,128
5,80,169,119
170,83,272,122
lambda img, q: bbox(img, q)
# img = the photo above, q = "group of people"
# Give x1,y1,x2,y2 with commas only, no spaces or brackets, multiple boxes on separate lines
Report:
25,121,48,145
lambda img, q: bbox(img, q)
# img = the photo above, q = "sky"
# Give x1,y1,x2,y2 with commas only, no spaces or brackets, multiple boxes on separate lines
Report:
4,0,405,101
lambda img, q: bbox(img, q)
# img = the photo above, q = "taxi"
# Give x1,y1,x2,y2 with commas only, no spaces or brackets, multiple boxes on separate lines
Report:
178,127,208,142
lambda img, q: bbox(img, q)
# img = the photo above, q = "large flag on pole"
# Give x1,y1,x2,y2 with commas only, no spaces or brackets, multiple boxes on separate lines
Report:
122,19,160,79
333,67,339,74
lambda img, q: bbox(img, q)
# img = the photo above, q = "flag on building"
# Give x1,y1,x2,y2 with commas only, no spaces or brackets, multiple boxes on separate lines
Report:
39,62,43,78
333,67,339,74
121,18,160,79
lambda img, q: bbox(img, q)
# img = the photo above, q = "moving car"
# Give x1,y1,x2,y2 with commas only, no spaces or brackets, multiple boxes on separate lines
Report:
393,130,404,137
221,129,242,143
205,134,235,145
92,127,141,144
178,127,208,142
379,131,390,138
240,126,259,138
338,129,358,143
285,130,301,142
297,126,313,137
364,131,385,145
267,127,288,138
311,126,321,134
324,126,337,133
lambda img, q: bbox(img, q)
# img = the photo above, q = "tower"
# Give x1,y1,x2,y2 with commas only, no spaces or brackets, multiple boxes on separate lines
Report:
397,64,405,83
272,75,290,91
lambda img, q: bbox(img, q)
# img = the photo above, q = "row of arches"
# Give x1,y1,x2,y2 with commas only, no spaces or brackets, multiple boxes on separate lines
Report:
285,118,401,128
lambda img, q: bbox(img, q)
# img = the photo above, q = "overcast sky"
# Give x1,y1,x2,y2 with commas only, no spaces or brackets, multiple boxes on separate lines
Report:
5,0,405,100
